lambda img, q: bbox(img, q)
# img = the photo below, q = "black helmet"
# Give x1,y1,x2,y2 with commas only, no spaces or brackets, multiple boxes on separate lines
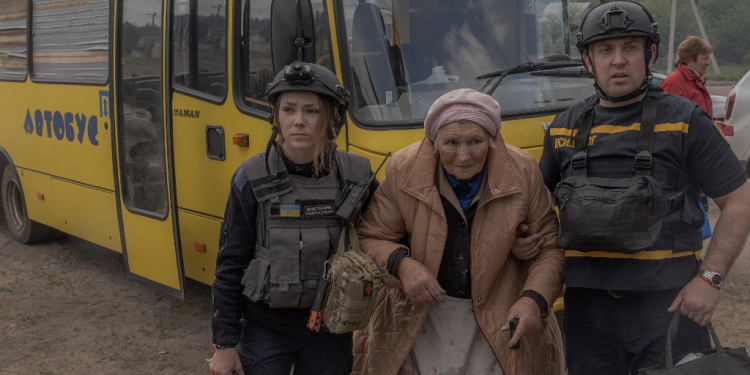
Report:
576,1,660,54
266,61,350,134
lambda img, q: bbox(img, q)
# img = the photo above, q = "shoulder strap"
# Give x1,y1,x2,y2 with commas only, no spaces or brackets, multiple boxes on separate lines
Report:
336,221,361,255
573,94,599,153
571,89,660,177
635,89,659,175
334,150,372,184
243,150,293,202
571,95,598,176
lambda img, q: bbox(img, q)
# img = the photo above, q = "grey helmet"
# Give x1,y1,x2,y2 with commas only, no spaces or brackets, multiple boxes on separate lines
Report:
576,1,660,103
266,61,350,137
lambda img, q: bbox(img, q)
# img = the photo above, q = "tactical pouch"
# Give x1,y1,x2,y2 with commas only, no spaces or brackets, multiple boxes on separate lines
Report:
321,222,381,334
241,245,271,302
556,174,663,253
555,89,666,253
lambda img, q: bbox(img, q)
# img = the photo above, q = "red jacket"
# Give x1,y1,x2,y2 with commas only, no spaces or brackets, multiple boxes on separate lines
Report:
660,63,713,118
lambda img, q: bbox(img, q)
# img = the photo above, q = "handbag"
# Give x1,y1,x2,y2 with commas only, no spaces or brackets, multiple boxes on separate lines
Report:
317,222,382,334
639,310,750,374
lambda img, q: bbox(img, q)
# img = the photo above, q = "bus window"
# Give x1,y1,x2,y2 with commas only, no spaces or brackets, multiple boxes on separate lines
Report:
31,0,109,84
0,0,27,81
239,0,332,112
340,0,595,125
119,0,168,216
173,0,228,100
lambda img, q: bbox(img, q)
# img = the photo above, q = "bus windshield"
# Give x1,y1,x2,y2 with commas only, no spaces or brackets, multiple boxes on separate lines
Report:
340,0,596,125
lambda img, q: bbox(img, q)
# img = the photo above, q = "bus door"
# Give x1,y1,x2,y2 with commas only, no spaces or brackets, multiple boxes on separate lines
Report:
113,0,184,298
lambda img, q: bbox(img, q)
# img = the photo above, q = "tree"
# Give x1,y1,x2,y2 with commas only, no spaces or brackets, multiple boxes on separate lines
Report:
640,0,750,68
122,22,141,55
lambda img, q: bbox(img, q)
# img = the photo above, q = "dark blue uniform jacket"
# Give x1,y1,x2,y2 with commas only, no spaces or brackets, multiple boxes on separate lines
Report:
540,91,746,291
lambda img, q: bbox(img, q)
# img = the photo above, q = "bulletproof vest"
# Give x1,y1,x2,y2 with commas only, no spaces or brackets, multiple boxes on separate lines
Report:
555,89,698,253
240,149,371,308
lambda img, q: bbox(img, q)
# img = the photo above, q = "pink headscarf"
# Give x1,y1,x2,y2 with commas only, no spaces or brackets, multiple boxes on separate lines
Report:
423,88,501,141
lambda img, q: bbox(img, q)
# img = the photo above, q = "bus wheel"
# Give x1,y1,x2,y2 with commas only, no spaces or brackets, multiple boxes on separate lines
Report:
2,165,53,244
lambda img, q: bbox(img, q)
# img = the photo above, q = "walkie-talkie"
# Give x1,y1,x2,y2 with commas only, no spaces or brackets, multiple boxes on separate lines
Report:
335,152,391,223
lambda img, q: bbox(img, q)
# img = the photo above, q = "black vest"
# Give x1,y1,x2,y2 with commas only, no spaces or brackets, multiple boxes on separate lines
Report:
437,196,477,299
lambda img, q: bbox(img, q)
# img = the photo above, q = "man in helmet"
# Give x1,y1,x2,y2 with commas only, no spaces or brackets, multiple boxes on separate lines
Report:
210,61,378,375
538,1,750,374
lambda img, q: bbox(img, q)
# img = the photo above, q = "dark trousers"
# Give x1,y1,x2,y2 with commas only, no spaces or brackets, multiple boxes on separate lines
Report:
564,287,708,375
236,319,353,375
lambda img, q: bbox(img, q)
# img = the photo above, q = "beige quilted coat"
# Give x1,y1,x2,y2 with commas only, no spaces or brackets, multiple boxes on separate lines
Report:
353,136,565,375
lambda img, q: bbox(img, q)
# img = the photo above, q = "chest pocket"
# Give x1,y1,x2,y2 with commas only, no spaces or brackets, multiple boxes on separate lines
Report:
266,214,341,308
263,175,344,308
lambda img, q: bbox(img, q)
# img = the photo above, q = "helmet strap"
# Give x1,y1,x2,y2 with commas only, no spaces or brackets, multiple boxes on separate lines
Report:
586,48,652,104
328,102,347,140
264,126,280,178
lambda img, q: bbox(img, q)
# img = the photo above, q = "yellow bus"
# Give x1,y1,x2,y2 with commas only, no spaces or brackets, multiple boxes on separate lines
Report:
0,0,596,299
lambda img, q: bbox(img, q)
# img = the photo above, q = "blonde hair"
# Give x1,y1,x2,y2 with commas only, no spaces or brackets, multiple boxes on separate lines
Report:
273,93,338,176
678,36,712,64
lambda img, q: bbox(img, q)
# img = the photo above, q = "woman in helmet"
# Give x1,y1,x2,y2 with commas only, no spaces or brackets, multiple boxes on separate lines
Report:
209,61,378,375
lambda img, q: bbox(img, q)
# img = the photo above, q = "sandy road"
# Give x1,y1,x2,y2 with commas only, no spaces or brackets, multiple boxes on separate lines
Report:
1,200,749,374
0,213,213,375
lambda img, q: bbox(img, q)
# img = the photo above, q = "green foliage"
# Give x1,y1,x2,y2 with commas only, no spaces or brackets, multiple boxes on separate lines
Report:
638,0,750,78
705,63,748,82
122,22,140,55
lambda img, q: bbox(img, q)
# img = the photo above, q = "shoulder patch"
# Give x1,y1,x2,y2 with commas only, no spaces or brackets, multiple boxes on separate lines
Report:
713,122,731,144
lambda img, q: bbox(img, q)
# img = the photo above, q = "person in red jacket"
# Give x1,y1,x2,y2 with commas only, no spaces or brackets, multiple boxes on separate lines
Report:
660,36,715,117
661,36,718,236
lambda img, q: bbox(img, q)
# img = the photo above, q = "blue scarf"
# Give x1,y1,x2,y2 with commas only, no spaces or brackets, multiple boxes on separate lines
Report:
444,167,485,212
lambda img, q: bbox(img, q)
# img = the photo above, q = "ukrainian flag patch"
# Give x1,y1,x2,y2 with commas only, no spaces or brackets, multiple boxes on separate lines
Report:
279,204,301,217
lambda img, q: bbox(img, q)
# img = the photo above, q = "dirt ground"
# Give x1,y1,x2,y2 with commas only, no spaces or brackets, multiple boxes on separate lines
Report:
1,202,750,374
0,213,213,375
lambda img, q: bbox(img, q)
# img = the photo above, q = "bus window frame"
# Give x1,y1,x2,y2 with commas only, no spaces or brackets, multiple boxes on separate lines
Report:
115,0,170,221
28,0,111,87
332,0,594,131
231,0,337,121
0,0,29,83
332,0,417,132
170,0,229,105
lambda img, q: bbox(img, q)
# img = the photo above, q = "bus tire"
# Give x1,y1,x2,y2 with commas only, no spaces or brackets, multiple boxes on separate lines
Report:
2,164,53,244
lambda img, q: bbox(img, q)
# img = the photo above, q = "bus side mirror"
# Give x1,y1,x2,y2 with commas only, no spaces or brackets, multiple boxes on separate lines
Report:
270,0,316,74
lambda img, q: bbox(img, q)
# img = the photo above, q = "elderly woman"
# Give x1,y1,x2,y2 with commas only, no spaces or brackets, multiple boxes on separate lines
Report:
353,89,564,375
660,36,718,235
660,36,715,118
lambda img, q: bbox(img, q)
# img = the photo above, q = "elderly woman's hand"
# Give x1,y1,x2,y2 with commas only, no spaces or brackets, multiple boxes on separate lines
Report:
512,223,543,260
378,267,404,289
501,296,543,347
398,257,446,305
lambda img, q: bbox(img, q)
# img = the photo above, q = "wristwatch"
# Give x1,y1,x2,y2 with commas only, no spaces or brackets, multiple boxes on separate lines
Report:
697,269,723,289
213,343,236,350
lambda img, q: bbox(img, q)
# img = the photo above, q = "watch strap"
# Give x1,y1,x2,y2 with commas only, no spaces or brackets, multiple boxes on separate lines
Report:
213,343,236,350
695,274,721,290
